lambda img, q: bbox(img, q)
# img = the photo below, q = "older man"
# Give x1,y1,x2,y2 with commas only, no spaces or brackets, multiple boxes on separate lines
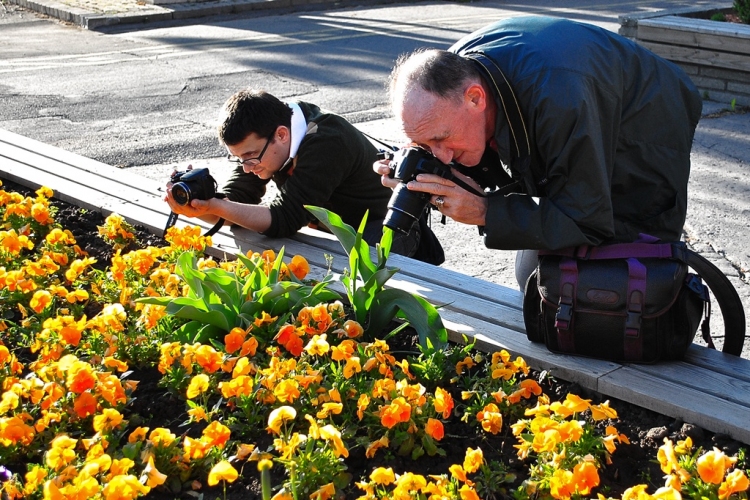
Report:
376,16,702,288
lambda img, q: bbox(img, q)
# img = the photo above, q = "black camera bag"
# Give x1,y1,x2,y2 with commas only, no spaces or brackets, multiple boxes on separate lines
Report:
523,237,746,362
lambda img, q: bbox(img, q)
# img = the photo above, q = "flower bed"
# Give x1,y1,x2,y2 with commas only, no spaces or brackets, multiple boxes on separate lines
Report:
0,179,749,500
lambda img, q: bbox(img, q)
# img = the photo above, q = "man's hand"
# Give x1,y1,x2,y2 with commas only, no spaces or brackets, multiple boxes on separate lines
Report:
411,169,488,226
373,159,399,189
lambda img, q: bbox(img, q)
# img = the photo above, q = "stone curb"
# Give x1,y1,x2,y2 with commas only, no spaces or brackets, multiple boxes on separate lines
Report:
7,0,397,29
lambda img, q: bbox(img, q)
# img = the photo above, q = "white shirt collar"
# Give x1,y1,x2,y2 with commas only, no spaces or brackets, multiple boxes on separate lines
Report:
287,101,307,160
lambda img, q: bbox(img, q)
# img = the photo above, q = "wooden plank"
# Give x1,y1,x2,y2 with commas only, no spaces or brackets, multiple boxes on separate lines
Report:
683,344,750,380
598,368,750,443
627,360,750,407
439,309,622,391
638,40,750,73
639,16,750,41
638,24,750,59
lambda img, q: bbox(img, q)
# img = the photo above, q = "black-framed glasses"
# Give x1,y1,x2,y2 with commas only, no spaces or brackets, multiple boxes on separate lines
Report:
227,136,271,167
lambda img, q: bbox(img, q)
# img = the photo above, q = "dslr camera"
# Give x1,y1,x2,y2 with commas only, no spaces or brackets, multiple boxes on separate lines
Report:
383,147,455,234
170,168,218,206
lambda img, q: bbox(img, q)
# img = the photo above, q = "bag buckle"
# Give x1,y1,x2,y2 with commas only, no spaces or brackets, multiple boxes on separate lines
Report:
625,311,642,337
555,302,573,331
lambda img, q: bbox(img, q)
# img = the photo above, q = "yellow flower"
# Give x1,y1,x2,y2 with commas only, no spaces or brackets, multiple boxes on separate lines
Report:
102,474,150,500
657,439,680,474
186,374,210,399
463,447,484,474
45,435,78,470
319,424,349,458
697,448,736,484
142,455,168,488
365,436,389,459
207,460,238,487
590,400,618,420
268,406,296,434
127,427,149,443
93,408,124,433
304,334,330,356
309,482,336,500
343,357,361,379
370,467,395,485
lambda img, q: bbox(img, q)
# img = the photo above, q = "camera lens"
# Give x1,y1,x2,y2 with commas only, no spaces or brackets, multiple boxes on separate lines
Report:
171,182,191,206
384,183,429,234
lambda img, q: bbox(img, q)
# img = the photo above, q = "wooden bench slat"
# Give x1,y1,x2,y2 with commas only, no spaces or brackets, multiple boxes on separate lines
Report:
598,368,750,443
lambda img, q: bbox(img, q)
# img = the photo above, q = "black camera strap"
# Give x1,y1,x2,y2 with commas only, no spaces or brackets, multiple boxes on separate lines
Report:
162,212,225,239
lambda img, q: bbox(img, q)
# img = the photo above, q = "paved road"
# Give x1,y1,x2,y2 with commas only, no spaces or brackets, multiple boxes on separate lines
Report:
1,0,748,356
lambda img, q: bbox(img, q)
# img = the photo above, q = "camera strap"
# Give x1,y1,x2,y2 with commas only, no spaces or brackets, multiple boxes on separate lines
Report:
162,213,225,239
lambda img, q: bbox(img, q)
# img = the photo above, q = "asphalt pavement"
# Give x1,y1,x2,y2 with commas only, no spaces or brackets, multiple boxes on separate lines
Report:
1,0,748,356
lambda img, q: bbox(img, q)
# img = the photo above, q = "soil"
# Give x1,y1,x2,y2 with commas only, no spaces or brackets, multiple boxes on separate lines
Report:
3,177,748,499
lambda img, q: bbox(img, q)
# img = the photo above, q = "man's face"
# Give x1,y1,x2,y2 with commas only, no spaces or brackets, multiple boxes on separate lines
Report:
226,129,288,180
396,85,488,167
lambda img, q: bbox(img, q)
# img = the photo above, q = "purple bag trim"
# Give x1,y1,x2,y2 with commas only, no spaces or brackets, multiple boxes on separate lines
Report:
555,258,578,352
541,242,674,260
623,258,647,361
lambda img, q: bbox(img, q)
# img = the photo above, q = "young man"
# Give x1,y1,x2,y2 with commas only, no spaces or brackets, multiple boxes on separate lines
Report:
166,89,423,256
376,16,702,287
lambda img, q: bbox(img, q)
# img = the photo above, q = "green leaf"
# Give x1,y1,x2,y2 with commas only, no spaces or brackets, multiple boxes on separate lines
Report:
369,288,447,349
305,205,376,278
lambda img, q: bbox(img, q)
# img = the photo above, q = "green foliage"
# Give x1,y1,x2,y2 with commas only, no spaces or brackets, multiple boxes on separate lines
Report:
136,249,339,343
711,12,727,21
305,205,448,349
735,0,750,23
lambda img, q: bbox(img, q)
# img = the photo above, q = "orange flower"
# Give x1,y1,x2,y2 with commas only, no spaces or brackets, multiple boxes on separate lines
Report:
572,461,600,495
476,403,503,435
433,387,454,419
201,421,231,448
66,360,97,394
194,345,222,373
425,418,444,440
697,448,735,484
342,320,364,339
274,379,300,403
288,255,310,280
224,328,246,354
29,290,52,314
208,461,238,487
73,391,98,418
310,482,336,500
380,397,411,429
719,469,750,499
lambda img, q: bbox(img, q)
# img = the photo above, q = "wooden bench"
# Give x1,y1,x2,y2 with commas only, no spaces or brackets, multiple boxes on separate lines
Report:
2,127,749,444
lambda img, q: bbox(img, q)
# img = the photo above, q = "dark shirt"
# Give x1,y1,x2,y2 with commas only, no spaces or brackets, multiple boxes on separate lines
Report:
451,16,703,250
222,102,391,238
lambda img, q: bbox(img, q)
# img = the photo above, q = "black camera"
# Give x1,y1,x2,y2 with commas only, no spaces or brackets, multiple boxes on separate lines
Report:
170,168,218,206
383,147,455,234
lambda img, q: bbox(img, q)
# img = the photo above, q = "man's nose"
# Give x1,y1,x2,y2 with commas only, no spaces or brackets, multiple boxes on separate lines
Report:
431,145,453,164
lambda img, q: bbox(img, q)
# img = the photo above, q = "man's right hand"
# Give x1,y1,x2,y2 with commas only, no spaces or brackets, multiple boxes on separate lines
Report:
374,159,399,189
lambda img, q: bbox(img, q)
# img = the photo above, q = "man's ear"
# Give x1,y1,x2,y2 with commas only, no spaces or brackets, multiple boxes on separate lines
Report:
465,82,488,112
276,125,290,143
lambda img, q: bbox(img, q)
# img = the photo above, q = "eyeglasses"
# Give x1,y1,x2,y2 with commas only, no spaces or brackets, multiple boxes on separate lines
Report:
227,136,271,167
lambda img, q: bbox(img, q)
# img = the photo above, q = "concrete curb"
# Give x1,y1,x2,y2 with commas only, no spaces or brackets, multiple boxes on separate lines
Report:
7,0,397,29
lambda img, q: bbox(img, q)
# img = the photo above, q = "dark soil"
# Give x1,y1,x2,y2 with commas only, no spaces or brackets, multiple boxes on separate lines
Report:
3,177,747,499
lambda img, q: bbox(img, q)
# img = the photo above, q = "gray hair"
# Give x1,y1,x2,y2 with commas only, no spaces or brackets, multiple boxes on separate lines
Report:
388,49,480,105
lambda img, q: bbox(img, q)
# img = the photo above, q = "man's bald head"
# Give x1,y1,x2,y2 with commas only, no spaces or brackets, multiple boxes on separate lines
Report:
388,49,481,113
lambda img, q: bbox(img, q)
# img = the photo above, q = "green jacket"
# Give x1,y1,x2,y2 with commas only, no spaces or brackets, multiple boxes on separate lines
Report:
222,102,390,238
452,16,703,250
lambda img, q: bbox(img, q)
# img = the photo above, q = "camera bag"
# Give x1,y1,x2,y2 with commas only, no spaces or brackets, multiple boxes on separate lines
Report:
523,236,746,362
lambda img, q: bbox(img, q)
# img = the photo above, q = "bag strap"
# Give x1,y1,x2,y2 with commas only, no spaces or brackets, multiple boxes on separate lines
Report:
674,245,746,356
542,241,746,355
